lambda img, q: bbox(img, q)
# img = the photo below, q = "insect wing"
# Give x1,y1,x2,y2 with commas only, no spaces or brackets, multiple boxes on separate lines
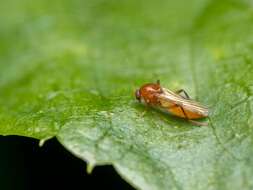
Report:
158,88,209,117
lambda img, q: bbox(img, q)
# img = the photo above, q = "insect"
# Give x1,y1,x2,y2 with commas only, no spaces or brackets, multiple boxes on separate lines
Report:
135,80,209,126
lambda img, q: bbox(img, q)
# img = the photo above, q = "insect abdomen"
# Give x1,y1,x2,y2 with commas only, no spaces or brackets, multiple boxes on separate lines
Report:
168,106,206,119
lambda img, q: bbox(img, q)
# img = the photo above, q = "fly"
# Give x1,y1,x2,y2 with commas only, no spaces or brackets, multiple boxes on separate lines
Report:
135,80,209,126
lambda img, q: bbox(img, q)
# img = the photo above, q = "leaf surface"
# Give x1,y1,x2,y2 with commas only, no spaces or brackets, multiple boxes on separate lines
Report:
1,0,253,189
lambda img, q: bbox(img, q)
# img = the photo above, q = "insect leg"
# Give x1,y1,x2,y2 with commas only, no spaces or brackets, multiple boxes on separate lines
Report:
176,89,190,99
189,120,208,126
179,106,207,126
155,80,164,94
140,109,148,117
179,106,189,119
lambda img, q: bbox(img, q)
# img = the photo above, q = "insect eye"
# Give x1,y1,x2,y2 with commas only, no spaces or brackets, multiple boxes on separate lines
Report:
135,90,141,101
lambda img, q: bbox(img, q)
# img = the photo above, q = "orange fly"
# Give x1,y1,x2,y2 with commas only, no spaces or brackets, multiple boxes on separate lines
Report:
135,80,209,126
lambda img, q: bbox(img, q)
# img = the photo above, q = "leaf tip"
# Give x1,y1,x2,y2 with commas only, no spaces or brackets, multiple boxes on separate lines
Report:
39,137,53,147
86,162,95,174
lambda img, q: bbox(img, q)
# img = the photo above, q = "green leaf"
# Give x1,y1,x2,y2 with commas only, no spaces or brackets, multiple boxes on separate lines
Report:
1,0,253,189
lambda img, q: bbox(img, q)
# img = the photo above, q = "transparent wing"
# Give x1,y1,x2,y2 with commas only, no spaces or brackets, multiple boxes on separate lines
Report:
158,88,209,117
